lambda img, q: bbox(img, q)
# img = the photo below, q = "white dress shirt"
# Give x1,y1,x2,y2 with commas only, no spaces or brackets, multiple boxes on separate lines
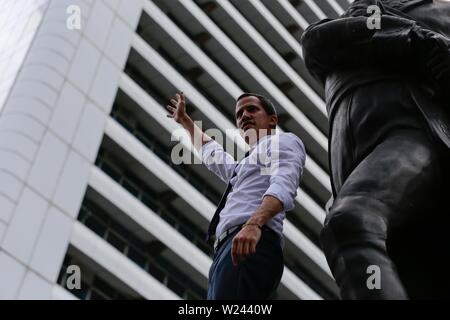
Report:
201,131,306,244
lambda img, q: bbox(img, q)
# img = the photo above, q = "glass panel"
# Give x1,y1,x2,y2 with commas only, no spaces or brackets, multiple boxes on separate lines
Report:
167,277,185,297
147,263,165,282
128,246,147,268
122,179,140,197
92,277,117,300
101,162,122,182
85,217,107,237
141,193,158,212
109,220,130,239
78,206,89,222
107,231,127,252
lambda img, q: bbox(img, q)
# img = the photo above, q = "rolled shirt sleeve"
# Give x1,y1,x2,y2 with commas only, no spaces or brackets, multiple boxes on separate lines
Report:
201,139,237,183
263,133,306,212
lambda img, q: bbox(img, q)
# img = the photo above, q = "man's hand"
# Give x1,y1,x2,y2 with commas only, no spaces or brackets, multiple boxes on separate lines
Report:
230,196,283,266
166,92,190,124
231,224,262,266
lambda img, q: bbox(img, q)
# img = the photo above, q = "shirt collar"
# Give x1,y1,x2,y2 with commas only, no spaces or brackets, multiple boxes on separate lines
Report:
247,131,278,153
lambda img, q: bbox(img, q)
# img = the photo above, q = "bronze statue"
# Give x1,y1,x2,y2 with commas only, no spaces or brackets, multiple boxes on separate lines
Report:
301,0,450,299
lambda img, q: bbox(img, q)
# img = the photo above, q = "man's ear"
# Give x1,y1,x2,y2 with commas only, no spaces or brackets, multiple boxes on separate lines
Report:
270,115,278,129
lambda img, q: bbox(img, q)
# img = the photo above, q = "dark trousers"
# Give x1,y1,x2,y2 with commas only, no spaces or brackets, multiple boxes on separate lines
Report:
207,226,284,300
323,80,450,299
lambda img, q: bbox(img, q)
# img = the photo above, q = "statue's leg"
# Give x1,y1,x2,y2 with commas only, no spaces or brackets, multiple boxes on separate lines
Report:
322,129,446,299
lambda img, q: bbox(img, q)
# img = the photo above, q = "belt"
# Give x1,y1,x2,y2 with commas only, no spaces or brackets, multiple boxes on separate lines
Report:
213,225,280,253
213,225,242,253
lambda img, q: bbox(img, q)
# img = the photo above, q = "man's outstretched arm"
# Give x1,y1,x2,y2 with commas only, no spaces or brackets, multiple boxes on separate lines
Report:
166,92,237,182
166,92,211,151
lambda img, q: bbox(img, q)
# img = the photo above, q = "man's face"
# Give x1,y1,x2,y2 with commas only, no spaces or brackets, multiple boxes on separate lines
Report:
235,96,277,145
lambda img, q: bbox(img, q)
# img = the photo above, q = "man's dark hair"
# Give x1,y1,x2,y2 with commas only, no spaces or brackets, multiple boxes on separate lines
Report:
236,92,277,116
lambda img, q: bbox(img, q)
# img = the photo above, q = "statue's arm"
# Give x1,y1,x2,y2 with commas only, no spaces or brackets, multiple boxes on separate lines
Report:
300,15,420,84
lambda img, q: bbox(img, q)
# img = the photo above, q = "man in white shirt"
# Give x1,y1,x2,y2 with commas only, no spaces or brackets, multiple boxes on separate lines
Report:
166,92,305,299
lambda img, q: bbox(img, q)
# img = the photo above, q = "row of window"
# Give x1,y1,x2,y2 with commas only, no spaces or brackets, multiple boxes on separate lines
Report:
77,197,206,300
95,147,212,257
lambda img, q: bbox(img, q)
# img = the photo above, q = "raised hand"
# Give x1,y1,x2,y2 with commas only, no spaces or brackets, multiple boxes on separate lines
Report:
165,92,210,148
412,28,450,99
166,92,190,124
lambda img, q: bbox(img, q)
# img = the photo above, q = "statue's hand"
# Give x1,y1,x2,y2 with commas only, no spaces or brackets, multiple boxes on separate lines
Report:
412,28,448,60
428,47,450,103
427,47,450,88
413,28,450,99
